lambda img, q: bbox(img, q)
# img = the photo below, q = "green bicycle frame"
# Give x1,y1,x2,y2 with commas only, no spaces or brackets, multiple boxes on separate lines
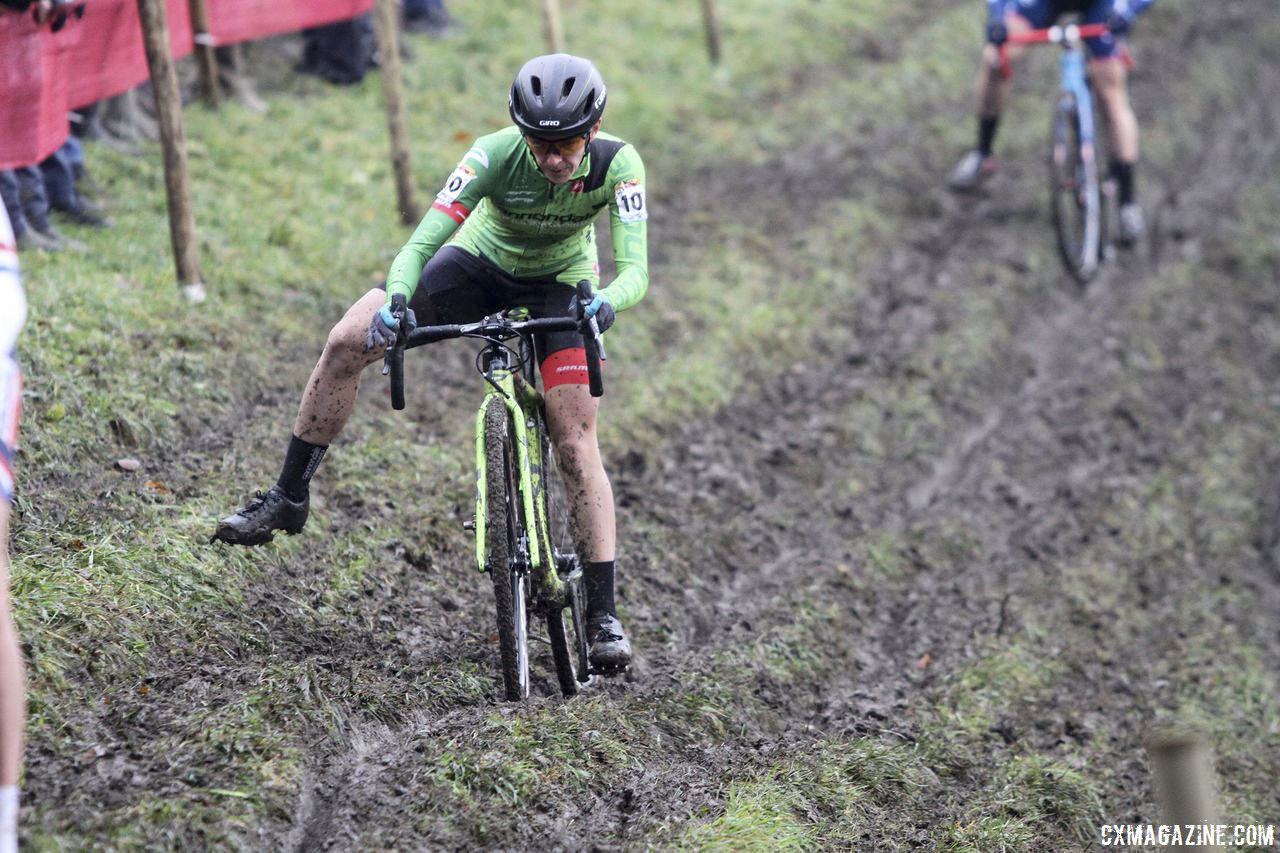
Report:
473,360,565,602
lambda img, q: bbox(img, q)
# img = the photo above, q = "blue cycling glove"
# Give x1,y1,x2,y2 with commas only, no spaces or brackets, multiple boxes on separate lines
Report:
367,304,400,351
583,294,616,334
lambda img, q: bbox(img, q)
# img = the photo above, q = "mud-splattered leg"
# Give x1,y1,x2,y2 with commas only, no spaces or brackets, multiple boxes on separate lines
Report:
545,383,615,563
293,288,389,445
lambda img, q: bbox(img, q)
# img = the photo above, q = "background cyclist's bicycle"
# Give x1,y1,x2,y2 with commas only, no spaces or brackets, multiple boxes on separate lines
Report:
1003,22,1114,283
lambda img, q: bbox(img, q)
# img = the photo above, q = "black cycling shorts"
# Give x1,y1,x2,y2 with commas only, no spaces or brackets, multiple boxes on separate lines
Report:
388,245,586,365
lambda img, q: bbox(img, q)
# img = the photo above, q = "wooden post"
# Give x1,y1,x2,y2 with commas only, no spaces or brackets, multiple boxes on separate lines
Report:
540,0,564,54
700,0,723,65
136,0,205,301
1147,726,1223,852
187,0,220,106
372,0,420,225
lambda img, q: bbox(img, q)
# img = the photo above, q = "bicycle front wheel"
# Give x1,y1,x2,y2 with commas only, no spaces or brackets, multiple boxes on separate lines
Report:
483,399,530,701
1048,93,1104,283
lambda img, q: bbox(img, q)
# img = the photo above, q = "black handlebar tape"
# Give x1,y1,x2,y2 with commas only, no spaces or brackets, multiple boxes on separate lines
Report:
584,331,603,398
389,342,405,410
573,280,604,397
404,324,462,349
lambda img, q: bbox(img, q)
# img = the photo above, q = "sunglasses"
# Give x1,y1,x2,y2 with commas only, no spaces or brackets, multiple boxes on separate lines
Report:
524,134,589,158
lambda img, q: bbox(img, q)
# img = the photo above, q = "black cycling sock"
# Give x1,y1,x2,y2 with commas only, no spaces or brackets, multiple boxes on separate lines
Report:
584,560,616,618
977,116,1000,157
1111,161,1136,205
275,435,328,502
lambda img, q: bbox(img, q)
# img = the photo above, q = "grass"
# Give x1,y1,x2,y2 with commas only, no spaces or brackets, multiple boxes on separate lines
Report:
10,0,1280,846
16,0,946,840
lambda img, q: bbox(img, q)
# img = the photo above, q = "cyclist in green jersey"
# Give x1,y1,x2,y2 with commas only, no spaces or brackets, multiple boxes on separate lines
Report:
213,54,647,670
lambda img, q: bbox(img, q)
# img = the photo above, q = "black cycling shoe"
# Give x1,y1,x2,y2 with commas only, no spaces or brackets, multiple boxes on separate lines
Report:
587,613,632,672
210,486,309,546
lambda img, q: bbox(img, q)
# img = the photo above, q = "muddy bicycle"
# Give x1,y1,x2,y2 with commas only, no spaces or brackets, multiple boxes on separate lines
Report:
382,283,608,701
1002,22,1113,283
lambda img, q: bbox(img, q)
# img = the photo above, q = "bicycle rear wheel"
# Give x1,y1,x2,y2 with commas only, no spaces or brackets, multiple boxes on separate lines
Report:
1048,93,1104,283
537,421,580,695
483,400,530,701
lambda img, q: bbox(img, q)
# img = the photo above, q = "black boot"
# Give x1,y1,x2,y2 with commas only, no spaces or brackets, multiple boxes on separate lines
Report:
211,487,309,546
587,613,632,671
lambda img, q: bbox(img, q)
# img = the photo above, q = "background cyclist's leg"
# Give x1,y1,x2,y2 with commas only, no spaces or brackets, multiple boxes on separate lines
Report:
954,11,1034,187
1089,58,1140,208
1083,0,1143,244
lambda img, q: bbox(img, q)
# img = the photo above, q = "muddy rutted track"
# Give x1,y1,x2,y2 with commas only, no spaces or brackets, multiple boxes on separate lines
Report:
265,2,1280,849
263,2,1279,847
21,0,1280,845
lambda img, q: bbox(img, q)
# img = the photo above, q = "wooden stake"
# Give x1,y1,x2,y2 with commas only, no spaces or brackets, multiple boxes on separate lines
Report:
540,0,564,54
136,0,204,299
187,0,220,106
1147,726,1223,852
700,0,722,65
372,0,420,225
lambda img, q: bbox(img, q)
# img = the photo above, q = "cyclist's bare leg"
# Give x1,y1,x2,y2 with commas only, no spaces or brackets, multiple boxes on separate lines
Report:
293,288,387,445
1089,59,1138,162
0,503,25,789
973,15,1033,121
544,383,615,563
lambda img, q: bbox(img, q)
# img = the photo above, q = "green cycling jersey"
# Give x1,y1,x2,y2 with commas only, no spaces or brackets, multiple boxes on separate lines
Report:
386,126,649,312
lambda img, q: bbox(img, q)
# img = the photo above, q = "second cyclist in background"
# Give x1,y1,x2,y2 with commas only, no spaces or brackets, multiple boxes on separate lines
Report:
949,0,1155,246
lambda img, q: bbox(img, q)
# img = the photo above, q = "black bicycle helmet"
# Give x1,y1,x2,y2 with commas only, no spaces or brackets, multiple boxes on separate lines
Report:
508,53,607,140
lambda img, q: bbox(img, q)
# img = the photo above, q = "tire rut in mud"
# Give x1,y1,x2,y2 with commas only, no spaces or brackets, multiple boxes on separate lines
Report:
28,0,1280,844
270,1,1280,845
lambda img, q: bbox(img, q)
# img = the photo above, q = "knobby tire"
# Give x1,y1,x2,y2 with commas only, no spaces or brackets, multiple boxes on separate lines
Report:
1049,94,1104,284
484,400,528,701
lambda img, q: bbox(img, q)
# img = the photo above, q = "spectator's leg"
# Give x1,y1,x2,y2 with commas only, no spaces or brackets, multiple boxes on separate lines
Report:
0,174,27,240
0,172,58,252
216,44,267,113
39,148,76,213
16,168,53,236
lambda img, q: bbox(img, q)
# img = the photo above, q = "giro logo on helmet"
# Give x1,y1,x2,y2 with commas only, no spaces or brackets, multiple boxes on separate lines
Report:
539,120,561,127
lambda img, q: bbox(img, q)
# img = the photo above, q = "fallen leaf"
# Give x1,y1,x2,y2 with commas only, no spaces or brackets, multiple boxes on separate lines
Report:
144,481,171,493
916,653,933,669
138,685,150,697
79,744,108,765
67,539,86,550
116,458,141,472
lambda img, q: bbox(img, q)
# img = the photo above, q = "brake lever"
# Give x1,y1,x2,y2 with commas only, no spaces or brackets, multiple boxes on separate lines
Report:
587,315,607,361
